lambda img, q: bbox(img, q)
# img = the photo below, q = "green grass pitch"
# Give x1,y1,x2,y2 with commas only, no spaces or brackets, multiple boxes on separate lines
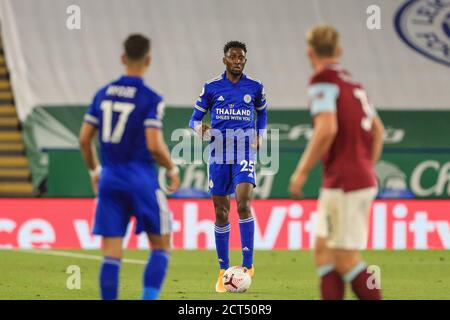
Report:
0,250,449,300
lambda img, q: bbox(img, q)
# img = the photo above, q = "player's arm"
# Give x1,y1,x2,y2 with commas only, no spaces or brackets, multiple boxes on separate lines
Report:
289,112,337,197
79,121,100,194
145,128,179,192
145,128,175,170
371,115,384,164
289,83,339,198
253,84,268,149
145,100,180,192
189,84,211,139
79,95,102,194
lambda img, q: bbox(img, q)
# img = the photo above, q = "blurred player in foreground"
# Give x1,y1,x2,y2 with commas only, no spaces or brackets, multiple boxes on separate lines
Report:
189,41,267,292
289,25,384,300
79,34,180,300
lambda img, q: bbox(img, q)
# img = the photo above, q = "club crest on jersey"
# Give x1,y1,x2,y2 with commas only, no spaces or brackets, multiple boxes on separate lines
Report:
209,179,214,189
228,104,234,108
395,0,450,68
244,94,252,103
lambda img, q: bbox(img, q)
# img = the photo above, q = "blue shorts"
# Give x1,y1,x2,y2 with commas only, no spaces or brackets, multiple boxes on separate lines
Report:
208,160,257,196
92,168,172,237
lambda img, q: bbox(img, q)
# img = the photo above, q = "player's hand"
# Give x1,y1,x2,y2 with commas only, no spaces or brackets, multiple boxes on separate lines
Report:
289,171,308,199
89,166,101,195
91,175,100,195
251,135,263,150
166,166,181,193
195,123,211,140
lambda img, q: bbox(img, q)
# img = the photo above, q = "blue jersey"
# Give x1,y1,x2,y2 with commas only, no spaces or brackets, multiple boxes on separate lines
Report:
188,72,268,195
84,75,171,237
189,72,268,164
84,75,165,170
191,72,267,132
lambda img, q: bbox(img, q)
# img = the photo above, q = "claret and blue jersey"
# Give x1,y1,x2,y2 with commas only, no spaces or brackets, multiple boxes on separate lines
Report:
189,72,268,196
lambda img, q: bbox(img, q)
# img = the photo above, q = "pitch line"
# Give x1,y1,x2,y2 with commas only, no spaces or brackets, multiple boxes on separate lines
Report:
11,249,147,265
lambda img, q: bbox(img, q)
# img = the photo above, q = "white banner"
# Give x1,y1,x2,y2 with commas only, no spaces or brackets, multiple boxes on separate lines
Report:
1,0,450,122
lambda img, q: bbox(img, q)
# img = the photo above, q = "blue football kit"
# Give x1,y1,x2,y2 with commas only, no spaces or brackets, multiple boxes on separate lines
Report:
189,72,268,196
84,75,171,237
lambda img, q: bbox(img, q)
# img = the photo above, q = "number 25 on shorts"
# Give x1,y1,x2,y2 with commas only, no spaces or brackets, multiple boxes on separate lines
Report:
240,160,255,173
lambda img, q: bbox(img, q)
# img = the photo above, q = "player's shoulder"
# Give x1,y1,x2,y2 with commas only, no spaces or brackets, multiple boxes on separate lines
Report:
89,83,110,109
204,74,223,90
309,68,339,85
205,74,223,85
244,74,263,86
94,81,113,97
201,74,224,95
243,74,264,94
140,84,163,104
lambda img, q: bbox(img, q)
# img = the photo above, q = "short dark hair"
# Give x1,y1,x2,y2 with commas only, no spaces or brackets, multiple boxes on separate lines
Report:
223,41,247,55
124,34,151,61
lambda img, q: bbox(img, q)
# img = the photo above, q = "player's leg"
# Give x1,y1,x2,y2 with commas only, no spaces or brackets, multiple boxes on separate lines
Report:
314,189,345,300
331,187,381,300
93,178,131,300
142,233,171,300
209,162,234,292
133,186,172,300
99,237,123,300
232,156,257,276
213,194,231,293
315,237,344,300
213,195,231,270
333,249,382,300
235,182,255,274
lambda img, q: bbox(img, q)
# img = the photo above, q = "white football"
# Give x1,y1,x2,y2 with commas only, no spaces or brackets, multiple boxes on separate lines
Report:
222,266,252,293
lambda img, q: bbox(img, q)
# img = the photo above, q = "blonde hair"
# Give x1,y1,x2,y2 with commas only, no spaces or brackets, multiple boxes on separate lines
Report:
306,24,340,58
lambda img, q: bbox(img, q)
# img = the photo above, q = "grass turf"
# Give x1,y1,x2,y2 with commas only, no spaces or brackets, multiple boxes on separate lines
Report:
0,249,449,300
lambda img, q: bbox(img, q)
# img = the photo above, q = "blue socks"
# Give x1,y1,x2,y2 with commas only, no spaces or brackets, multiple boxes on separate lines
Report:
100,256,121,300
215,218,255,270
239,217,255,269
142,250,170,300
100,251,170,300
214,223,230,270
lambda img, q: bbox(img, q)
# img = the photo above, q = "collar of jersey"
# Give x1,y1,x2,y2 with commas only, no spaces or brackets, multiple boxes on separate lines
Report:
222,71,246,85
119,75,144,84
324,64,342,71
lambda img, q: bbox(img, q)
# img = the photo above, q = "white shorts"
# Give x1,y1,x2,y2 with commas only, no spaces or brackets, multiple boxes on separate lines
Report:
315,187,377,250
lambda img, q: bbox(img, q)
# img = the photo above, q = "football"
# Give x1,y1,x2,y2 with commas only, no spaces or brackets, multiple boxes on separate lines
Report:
222,266,252,293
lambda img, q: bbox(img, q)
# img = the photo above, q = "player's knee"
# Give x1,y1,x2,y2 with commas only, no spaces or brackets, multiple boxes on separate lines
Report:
148,234,171,252
334,260,353,275
102,238,123,259
215,206,229,224
152,244,171,253
334,253,361,275
314,238,332,266
314,247,331,266
237,201,251,218
314,245,326,259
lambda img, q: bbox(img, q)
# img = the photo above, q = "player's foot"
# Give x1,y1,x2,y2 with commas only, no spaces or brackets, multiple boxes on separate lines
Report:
246,265,255,278
215,269,227,293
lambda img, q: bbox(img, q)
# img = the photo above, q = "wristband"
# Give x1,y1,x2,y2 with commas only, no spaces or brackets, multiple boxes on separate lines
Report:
166,166,179,177
89,166,101,178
